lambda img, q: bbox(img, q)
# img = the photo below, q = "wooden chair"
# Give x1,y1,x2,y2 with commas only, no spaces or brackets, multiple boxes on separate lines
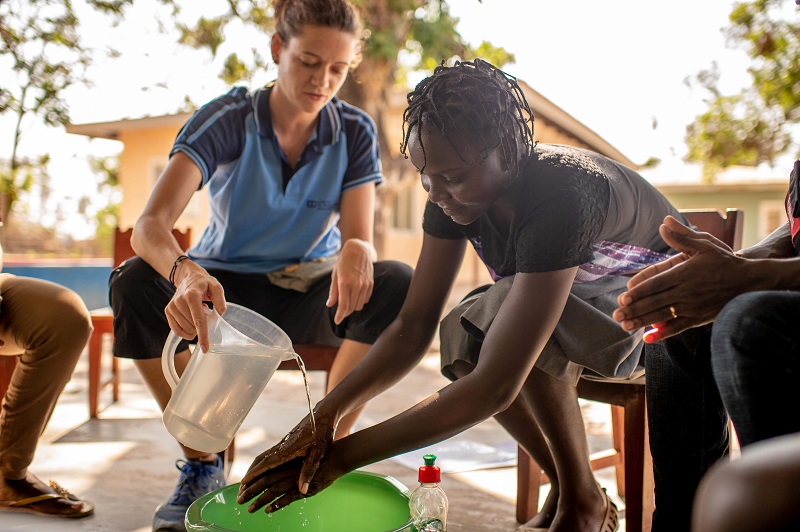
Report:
279,344,339,389
516,209,744,532
88,227,192,418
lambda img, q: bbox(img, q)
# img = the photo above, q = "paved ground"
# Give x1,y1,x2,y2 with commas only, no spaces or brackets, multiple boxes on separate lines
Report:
2,285,625,531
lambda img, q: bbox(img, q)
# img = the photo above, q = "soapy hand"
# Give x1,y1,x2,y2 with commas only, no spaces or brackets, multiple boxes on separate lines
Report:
238,412,337,511
327,239,374,324
613,215,745,342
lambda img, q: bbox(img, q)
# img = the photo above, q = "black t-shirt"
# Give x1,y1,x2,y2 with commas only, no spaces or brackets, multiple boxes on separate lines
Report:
423,144,685,281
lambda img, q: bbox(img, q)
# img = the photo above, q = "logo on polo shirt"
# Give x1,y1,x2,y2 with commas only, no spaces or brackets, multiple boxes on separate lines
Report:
306,200,338,210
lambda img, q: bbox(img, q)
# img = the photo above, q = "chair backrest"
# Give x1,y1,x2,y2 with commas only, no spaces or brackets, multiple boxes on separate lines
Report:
680,209,744,251
114,227,192,267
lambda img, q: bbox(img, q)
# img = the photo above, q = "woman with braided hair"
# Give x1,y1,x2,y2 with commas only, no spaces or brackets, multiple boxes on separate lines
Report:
238,59,683,532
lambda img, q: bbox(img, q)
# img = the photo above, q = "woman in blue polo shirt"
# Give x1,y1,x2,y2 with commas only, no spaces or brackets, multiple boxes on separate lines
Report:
107,0,411,529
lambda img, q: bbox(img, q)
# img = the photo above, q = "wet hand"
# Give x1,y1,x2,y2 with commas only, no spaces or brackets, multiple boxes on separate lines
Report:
164,264,226,352
327,239,374,324
237,455,342,514
238,413,335,501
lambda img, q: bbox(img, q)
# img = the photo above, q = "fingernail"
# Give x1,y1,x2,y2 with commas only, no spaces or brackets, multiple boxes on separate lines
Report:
301,482,309,495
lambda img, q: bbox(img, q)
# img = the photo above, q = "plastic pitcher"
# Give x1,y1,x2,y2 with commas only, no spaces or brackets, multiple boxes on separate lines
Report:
162,303,297,453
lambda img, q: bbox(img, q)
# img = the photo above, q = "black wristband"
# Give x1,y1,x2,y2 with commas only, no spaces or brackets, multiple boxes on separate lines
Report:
169,255,190,286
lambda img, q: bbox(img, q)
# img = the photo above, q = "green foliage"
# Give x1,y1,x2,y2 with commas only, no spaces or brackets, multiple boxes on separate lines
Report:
88,155,121,251
178,17,226,56
89,155,120,188
0,0,130,221
169,0,512,90
640,156,661,169
685,0,800,176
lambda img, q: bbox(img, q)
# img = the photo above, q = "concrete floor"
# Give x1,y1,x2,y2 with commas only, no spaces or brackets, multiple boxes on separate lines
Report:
2,291,626,531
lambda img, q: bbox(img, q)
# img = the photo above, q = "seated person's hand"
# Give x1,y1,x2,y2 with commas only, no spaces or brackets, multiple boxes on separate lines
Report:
613,215,743,342
327,239,375,324
238,412,337,508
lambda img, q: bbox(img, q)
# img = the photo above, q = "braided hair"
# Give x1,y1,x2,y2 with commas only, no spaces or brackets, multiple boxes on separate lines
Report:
400,59,535,175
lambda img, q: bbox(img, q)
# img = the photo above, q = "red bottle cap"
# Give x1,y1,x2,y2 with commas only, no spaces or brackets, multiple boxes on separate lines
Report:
418,453,440,483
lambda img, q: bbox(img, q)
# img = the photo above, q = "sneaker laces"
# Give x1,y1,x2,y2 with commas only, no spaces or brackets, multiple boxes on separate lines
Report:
167,459,222,506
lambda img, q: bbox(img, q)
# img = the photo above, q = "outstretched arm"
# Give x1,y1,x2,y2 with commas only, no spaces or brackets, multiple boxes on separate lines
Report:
239,234,466,500
133,151,226,352
239,263,577,514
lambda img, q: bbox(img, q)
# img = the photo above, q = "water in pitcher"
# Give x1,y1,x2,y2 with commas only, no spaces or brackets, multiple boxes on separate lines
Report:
163,344,286,453
163,344,317,453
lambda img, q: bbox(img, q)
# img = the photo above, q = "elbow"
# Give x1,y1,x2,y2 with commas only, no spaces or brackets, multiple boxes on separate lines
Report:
130,223,145,257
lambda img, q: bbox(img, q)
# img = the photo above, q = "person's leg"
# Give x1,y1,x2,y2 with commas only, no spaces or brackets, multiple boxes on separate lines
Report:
646,331,729,532
711,291,800,447
109,259,224,531
0,275,94,517
439,281,613,531
448,359,559,529
520,369,610,532
693,432,800,532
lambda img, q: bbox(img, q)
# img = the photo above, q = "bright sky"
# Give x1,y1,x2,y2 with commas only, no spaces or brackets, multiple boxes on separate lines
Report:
0,0,784,238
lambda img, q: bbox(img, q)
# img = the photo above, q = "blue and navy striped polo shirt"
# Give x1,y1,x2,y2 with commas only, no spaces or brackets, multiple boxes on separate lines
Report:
171,85,383,274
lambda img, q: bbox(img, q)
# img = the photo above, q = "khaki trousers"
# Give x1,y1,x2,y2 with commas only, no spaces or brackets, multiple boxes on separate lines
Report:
0,274,92,479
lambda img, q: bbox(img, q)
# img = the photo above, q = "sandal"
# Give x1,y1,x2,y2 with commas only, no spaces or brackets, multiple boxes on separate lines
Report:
600,490,619,532
0,480,94,519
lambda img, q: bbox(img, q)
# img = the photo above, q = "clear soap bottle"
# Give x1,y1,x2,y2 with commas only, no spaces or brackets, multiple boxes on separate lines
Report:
409,453,448,531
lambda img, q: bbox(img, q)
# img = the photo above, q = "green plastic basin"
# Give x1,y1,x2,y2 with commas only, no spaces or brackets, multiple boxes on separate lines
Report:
185,470,413,531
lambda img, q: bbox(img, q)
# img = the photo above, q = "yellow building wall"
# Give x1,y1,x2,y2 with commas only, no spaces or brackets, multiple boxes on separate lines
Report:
116,125,209,245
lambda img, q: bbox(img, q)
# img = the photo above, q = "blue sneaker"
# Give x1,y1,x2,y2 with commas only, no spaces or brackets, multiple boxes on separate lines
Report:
152,456,225,531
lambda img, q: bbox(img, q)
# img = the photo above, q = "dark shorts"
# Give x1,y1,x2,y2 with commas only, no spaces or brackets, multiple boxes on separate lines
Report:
108,257,412,360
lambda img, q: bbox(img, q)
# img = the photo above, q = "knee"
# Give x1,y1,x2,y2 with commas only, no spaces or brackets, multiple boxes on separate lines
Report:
442,360,473,381
375,260,414,296
43,286,94,356
711,292,780,367
109,256,158,302
373,261,413,306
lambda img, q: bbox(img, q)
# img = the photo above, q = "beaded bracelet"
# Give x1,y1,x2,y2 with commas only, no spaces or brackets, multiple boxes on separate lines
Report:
169,254,190,286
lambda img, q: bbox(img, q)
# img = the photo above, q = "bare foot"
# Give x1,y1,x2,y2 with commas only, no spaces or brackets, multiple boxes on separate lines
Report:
0,472,93,517
521,486,559,529
548,485,612,532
